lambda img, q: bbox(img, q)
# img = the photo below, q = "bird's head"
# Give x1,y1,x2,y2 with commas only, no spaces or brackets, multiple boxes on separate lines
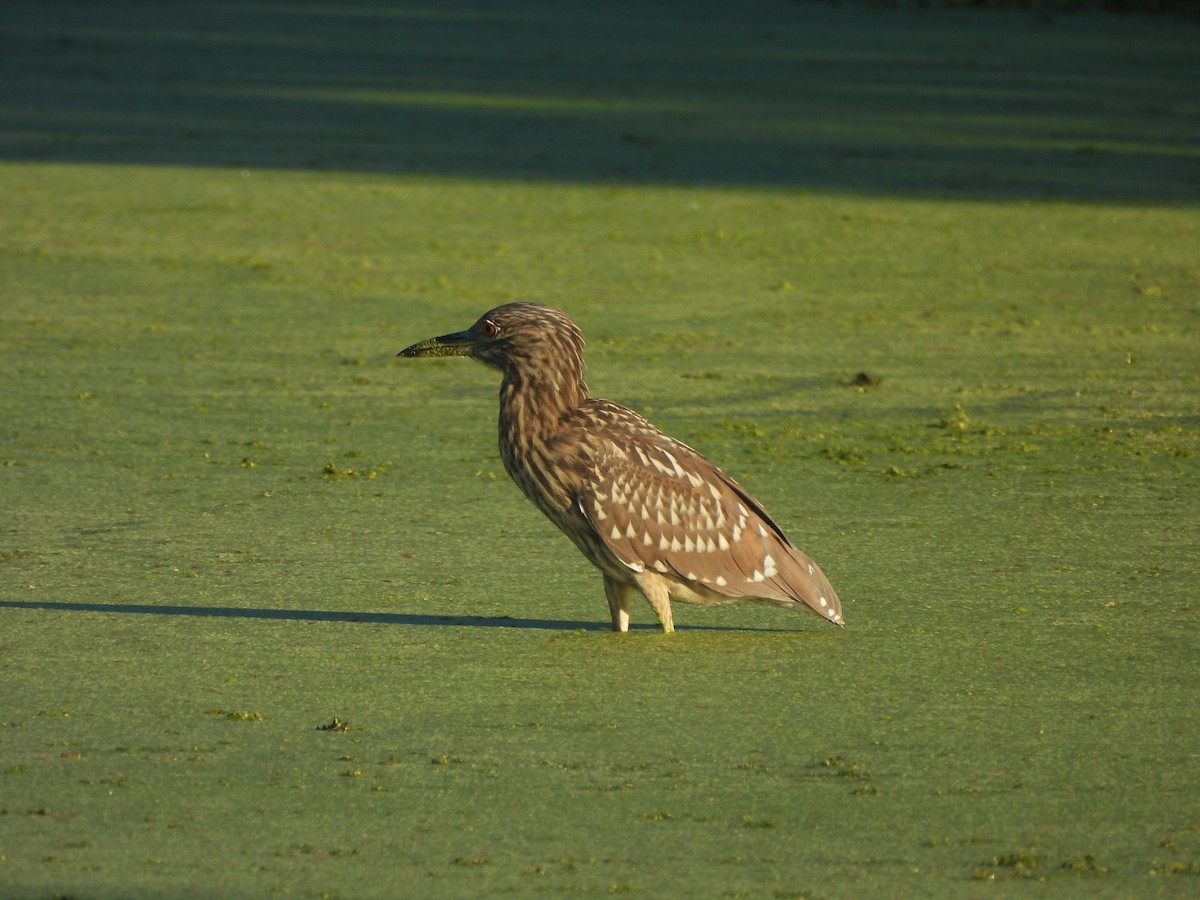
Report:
399,303,587,390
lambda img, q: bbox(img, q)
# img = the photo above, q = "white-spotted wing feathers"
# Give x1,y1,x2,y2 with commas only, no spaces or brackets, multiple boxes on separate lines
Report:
566,400,844,625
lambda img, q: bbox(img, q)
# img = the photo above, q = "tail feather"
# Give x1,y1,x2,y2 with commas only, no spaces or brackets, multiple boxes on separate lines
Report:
772,544,845,627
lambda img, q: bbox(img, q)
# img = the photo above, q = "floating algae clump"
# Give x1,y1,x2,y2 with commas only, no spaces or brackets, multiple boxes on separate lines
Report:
404,337,466,358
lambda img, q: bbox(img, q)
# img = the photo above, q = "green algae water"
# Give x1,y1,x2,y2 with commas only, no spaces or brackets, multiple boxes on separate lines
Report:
2,2,1198,896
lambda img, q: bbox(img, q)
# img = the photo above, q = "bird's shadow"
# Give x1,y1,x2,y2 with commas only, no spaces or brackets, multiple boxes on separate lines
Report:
0,599,796,633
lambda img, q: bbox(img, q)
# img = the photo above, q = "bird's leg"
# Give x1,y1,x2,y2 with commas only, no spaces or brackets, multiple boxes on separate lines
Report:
603,575,633,632
633,572,674,634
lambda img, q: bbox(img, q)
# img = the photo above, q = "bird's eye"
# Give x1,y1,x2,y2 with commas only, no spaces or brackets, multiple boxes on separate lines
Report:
482,320,500,338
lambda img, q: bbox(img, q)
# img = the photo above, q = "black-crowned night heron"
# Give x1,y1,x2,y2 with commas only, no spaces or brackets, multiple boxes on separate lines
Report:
399,303,843,633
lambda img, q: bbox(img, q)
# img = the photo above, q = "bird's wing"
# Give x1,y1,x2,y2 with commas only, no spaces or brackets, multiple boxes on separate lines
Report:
563,400,842,625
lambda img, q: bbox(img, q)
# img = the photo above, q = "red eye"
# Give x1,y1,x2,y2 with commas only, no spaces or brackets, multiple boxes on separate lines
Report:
482,320,500,338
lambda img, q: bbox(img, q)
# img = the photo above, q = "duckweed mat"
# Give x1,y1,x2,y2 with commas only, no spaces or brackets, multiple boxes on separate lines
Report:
2,1,1198,897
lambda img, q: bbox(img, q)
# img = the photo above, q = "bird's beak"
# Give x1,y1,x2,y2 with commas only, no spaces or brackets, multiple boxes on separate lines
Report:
398,329,478,359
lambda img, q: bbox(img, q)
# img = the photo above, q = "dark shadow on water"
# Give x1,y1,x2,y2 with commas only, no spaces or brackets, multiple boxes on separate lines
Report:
3,0,1198,201
0,599,798,633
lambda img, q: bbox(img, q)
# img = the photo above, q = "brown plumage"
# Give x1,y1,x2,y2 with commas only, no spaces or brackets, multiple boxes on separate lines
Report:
399,303,843,633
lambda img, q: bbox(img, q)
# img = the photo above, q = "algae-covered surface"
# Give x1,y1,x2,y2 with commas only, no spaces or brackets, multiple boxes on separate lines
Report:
2,1,1199,897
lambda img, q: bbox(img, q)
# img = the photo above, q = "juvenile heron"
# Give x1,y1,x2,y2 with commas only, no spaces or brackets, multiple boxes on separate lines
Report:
399,303,843,633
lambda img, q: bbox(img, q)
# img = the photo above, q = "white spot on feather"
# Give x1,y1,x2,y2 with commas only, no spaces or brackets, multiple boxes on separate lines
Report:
662,450,685,478
610,524,622,540
650,456,673,476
